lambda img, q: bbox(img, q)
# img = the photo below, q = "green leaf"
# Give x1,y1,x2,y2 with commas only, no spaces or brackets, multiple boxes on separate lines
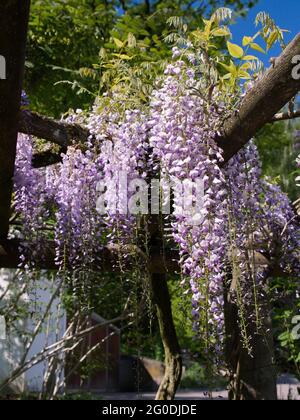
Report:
191,29,206,42
204,19,213,39
250,43,265,54
25,60,34,69
242,55,259,61
238,70,251,80
227,41,244,59
222,73,232,80
278,331,290,341
211,27,230,37
242,36,253,46
240,62,251,70
219,62,232,73
219,60,238,76
113,38,124,49
111,53,133,60
266,30,278,51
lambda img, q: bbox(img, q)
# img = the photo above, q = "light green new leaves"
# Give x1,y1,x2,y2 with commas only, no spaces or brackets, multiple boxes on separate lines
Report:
211,27,231,37
242,36,253,46
250,42,265,54
242,35,265,54
227,41,244,58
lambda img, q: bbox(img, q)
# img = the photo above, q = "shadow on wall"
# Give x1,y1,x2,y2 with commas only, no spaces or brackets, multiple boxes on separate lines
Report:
119,355,165,392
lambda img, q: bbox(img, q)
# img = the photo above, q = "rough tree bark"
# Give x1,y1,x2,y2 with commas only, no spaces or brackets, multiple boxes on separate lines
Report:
0,0,31,240
148,216,182,400
19,110,90,148
151,273,183,400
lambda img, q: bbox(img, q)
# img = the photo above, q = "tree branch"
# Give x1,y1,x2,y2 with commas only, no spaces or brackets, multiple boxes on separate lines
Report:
272,109,300,122
0,238,291,278
216,33,300,162
0,239,179,274
32,149,65,168
19,110,90,148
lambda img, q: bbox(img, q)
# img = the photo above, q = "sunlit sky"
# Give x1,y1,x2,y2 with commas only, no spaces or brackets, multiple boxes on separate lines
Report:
232,0,300,65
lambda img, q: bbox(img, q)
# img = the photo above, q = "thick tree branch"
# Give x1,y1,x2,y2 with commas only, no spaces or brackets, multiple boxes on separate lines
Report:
0,1,30,239
19,110,90,148
0,238,291,278
217,33,300,162
0,239,179,274
272,109,300,122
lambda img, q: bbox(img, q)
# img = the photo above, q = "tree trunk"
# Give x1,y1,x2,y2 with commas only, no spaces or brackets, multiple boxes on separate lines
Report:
0,0,30,240
148,215,182,400
150,273,183,400
224,279,277,400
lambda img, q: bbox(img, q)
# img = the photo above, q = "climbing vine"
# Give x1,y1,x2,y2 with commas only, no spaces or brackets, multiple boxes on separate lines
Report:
11,9,300,372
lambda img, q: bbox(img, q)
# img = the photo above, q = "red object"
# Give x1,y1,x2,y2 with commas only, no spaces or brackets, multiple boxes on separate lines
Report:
66,313,120,392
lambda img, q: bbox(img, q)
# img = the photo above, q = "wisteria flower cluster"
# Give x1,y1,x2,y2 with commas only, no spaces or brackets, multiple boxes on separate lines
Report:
13,55,300,358
14,134,51,266
225,142,300,347
87,105,150,245
149,61,227,353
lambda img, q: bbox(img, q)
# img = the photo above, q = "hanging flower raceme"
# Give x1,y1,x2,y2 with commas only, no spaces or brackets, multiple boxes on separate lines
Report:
149,60,228,355
243,144,299,275
87,105,150,247
224,141,300,349
54,146,104,270
224,142,268,337
14,134,55,265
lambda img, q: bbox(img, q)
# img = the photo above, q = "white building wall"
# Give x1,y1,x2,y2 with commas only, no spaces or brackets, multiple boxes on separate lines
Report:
0,269,66,394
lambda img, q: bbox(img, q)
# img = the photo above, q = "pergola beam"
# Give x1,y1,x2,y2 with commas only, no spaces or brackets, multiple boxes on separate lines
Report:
19,110,90,149
0,1,30,240
0,239,180,274
0,238,291,279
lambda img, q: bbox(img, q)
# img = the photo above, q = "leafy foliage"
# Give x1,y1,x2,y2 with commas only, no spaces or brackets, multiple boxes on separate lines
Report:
25,0,258,116
256,123,300,201
26,0,117,116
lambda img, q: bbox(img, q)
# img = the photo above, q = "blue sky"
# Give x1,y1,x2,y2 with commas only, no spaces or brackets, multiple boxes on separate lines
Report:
231,0,300,65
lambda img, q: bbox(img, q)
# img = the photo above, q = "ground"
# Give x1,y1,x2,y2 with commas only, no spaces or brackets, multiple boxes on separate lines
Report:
101,375,300,400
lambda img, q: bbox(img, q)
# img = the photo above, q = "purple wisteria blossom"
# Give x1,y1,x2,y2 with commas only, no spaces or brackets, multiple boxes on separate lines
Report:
12,58,300,360
149,61,227,355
